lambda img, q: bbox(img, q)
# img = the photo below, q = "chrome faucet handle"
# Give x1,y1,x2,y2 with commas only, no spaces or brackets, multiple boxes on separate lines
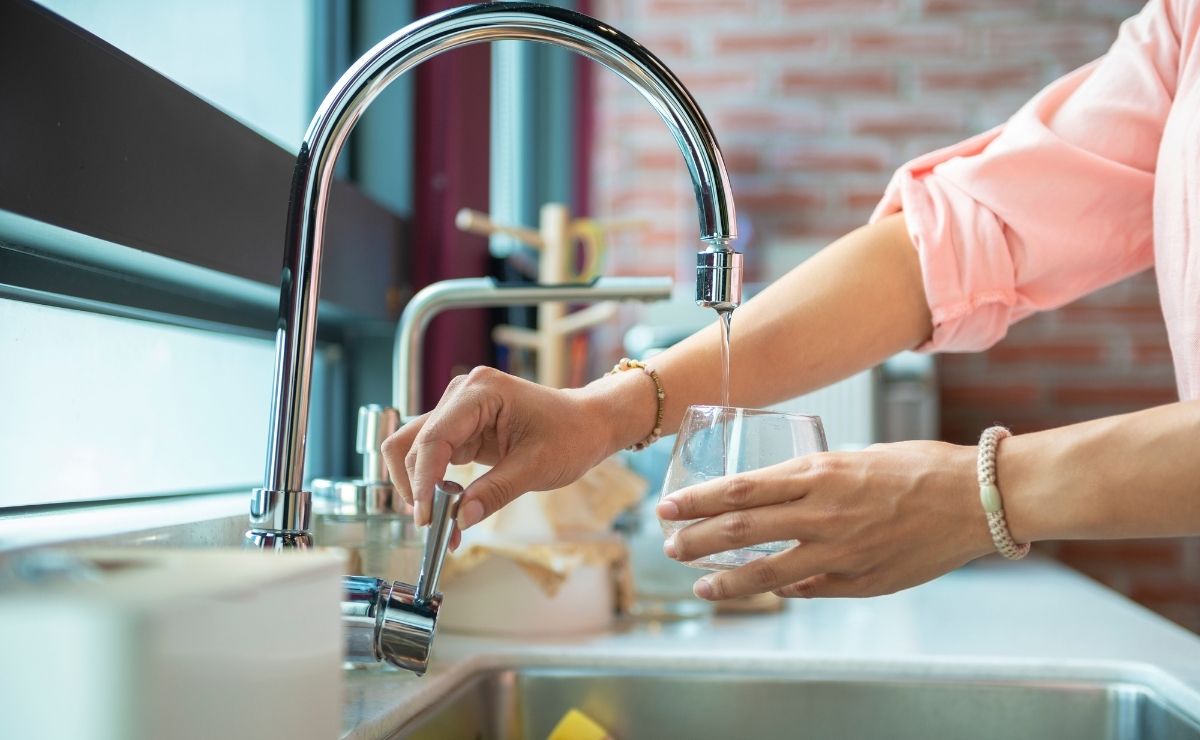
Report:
311,404,404,517
355,404,400,483
339,481,463,675
414,481,463,606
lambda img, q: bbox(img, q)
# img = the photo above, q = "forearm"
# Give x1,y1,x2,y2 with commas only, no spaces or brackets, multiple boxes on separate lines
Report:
588,213,932,451
1001,400,1200,542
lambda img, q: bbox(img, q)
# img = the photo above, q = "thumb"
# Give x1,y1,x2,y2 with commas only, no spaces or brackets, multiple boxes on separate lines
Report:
457,456,534,530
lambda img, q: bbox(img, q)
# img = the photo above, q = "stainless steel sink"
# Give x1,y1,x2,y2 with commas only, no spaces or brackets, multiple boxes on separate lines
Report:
393,668,1200,739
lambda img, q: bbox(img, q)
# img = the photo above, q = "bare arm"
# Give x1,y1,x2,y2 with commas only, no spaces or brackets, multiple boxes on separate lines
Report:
659,397,1200,602
595,212,931,450
1002,401,1200,543
386,212,932,527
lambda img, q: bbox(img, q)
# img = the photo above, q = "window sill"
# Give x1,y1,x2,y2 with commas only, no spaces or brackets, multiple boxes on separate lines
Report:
0,491,249,556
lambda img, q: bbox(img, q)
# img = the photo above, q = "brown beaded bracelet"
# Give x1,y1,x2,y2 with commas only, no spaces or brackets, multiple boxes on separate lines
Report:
605,357,665,451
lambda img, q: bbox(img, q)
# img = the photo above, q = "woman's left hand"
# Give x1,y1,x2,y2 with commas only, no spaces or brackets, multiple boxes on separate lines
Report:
656,441,998,600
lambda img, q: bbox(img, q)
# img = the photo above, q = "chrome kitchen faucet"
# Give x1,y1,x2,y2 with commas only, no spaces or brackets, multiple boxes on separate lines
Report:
247,2,741,551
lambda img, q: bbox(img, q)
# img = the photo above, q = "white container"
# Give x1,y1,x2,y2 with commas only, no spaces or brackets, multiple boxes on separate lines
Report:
0,548,345,740
438,538,621,637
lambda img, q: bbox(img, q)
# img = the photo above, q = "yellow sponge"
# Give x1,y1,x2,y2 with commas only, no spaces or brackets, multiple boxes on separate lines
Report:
547,708,613,740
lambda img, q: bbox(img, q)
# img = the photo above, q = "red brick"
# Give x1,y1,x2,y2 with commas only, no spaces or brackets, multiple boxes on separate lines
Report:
736,187,826,212
718,109,784,131
848,108,966,137
986,25,1116,58
922,0,1038,15
646,0,754,14
850,29,966,56
1056,540,1184,568
777,215,873,241
606,188,687,212
717,108,825,134
1052,385,1178,407
783,0,900,12
1130,579,1200,606
631,147,758,174
607,109,663,131
782,146,891,172
846,186,888,210
719,149,761,173
714,31,829,56
617,259,683,277
1053,0,1144,21
986,342,1104,364
676,69,759,94
920,65,1043,92
635,33,692,60
781,68,898,95
1142,604,1200,634
1133,341,1173,364
1058,303,1166,324
940,384,1039,406
632,149,682,171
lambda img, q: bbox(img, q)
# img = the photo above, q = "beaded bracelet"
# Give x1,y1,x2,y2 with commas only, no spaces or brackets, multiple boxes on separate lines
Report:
977,426,1031,560
605,357,664,451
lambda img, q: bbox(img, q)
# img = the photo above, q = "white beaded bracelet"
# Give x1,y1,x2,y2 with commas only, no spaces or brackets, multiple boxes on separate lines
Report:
977,426,1030,560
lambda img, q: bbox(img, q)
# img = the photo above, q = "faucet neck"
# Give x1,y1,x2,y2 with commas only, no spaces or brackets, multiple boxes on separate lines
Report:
249,3,738,540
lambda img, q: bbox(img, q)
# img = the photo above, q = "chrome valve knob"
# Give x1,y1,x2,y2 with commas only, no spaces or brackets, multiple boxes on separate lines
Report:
312,404,404,517
340,481,463,675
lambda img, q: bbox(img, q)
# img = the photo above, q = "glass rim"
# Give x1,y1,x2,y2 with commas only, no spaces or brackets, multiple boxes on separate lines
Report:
684,404,823,424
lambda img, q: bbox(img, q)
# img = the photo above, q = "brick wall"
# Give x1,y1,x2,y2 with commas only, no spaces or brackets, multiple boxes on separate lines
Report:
588,0,1199,633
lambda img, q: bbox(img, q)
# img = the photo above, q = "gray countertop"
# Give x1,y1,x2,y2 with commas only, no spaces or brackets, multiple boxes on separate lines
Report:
342,556,1200,739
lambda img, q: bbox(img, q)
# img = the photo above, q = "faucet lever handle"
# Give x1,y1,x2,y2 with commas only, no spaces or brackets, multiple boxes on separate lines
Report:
355,404,400,482
414,481,463,606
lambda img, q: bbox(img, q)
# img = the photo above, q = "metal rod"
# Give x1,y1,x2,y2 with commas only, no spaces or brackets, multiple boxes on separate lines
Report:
414,481,464,606
392,276,673,419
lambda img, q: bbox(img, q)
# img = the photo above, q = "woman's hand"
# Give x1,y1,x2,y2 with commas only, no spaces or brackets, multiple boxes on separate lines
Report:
382,366,656,533
656,441,996,600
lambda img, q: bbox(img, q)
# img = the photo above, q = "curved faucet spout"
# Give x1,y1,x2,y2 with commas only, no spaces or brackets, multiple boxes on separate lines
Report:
249,2,740,540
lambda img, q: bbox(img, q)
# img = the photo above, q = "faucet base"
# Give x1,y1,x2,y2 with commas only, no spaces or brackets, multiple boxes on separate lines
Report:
249,487,313,533
244,530,314,550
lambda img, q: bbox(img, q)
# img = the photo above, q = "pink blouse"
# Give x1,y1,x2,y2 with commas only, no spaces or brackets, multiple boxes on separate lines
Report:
872,0,1200,400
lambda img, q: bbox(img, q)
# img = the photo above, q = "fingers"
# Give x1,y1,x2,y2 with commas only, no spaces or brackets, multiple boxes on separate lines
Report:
656,458,813,521
774,573,863,599
690,545,828,601
403,374,499,526
381,413,428,507
665,503,811,562
458,456,531,530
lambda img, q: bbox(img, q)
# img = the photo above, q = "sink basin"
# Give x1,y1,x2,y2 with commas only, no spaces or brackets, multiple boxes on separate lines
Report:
393,668,1200,739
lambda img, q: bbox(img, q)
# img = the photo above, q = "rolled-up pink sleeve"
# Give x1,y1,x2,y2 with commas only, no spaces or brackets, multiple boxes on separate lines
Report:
872,0,1179,352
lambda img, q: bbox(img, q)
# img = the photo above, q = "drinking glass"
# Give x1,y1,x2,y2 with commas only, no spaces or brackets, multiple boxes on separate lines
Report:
659,405,828,570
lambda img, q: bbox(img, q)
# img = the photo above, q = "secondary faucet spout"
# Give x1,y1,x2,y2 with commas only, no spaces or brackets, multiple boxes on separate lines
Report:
247,2,740,547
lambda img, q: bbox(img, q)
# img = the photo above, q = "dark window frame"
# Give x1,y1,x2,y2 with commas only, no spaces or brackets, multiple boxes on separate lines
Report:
0,0,423,488
0,0,411,334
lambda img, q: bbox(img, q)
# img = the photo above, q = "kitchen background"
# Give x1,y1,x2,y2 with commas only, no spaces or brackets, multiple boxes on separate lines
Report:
583,0,1198,632
2,0,1194,635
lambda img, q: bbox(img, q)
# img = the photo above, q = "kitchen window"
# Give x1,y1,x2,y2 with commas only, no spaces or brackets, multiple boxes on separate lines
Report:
0,1,411,511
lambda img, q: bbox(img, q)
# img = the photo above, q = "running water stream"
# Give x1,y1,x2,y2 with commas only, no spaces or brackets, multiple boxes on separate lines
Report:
717,307,733,408
716,307,735,476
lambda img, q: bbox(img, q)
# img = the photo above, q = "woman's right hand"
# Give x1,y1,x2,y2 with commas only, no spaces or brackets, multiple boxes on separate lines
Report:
382,366,654,532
